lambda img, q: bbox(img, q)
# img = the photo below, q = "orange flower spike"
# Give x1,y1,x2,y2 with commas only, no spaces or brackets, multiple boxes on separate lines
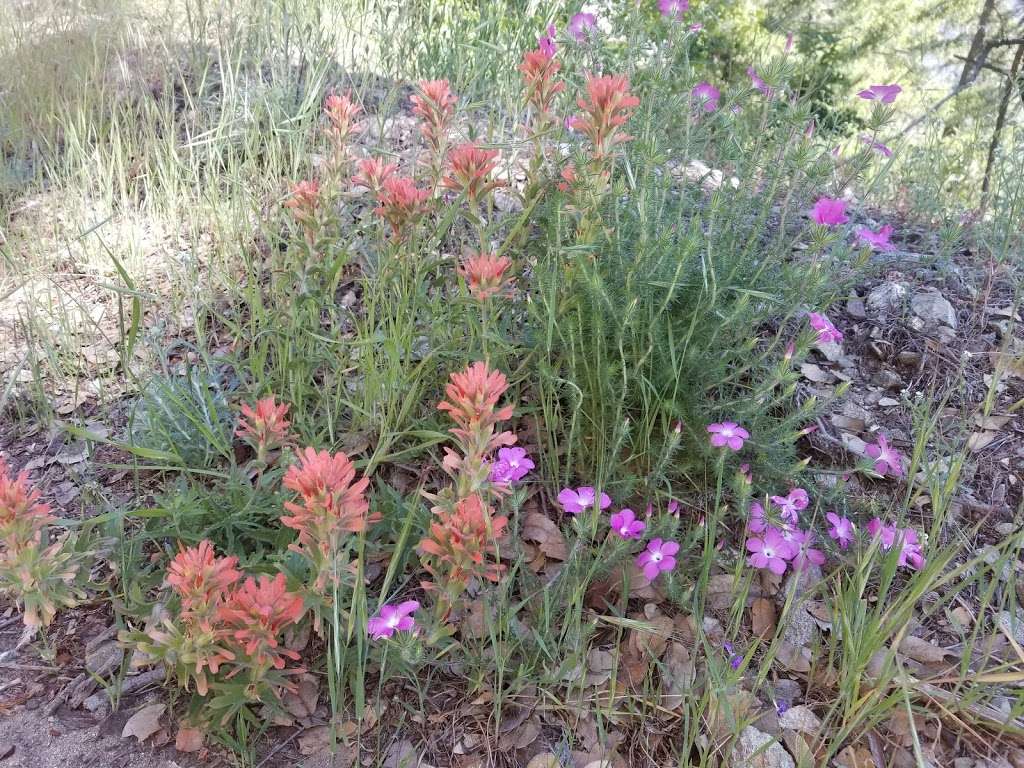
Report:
219,573,305,670
520,48,565,122
236,396,291,460
374,176,431,238
458,252,514,300
437,361,514,432
352,157,398,196
442,143,507,205
324,91,363,146
166,540,241,619
419,494,507,590
282,447,376,537
284,180,321,227
569,73,640,157
0,458,55,549
410,79,457,155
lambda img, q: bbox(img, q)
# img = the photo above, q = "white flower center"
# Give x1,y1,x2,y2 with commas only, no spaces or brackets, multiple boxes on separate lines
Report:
763,546,775,558
386,613,400,628
651,552,663,563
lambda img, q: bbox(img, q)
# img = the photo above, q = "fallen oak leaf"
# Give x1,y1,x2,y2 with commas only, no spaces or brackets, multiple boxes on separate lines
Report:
522,512,568,560
175,726,204,753
899,635,952,664
751,598,776,639
121,702,165,742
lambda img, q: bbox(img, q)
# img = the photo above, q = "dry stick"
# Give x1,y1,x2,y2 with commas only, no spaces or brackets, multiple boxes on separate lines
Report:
980,43,1024,217
902,37,1024,136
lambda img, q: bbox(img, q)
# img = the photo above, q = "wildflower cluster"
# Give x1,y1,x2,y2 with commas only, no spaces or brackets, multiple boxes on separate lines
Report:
0,458,85,629
411,79,457,162
236,395,292,466
126,540,306,718
282,447,380,591
323,91,363,175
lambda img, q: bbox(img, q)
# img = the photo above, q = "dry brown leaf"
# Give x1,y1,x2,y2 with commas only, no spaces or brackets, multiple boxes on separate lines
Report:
121,702,165,742
975,414,1012,430
174,726,204,753
384,740,419,768
298,725,332,756
584,648,617,687
627,614,674,660
776,640,812,673
801,363,836,383
283,673,319,718
751,598,776,639
782,730,815,765
967,431,998,452
526,756,560,768
834,744,874,768
522,512,568,560
660,642,694,709
498,716,541,751
899,635,950,664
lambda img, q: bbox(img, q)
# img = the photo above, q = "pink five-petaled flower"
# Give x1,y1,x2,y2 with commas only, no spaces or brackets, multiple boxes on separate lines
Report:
637,538,679,581
857,84,902,103
374,176,431,237
442,143,506,205
658,0,689,20
861,135,893,158
458,252,514,300
236,396,291,458
865,433,905,477
557,486,612,515
747,501,767,533
538,24,557,56
568,12,597,41
790,530,826,572
808,312,844,345
367,600,420,640
609,508,646,540
352,157,397,196
488,446,534,485
826,512,855,549
771,488,809,524
569,73,640,158
855,224,896,252
746,528,791,575
811,197,848,227
707,421,749,451
691,81,721,112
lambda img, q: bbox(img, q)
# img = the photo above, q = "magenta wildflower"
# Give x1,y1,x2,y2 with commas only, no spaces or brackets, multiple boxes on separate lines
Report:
811,197,848,227
790,530,826,572
865,433,905,477
707,421,749,451
667,499,680,516
568,12,597,41
658,0,688,20
826,512,855,549
771,488,809,524
689,23,703,32
746,528,791,575
774,523,802,557
691,81,721,112
609,508,646,540
636,538,680,580
723,643,744,669
367,600,419,640
747,500,767,533
861,135,893,157
784,32,795,53
739,463,753,484
867,518,924,570
808,312,844,344
747,67,772,96
895,527,925,570
558,486,612,515
538,24,557,57
857,84,902,104
488,446,535,485
855,224,896,252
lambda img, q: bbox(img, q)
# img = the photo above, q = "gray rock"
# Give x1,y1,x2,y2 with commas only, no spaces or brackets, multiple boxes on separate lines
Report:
996,610,1024,646
866,282,909,315
911,290,957,330
846,297,867,320
730,726,795,768
871,369,904,390
778,705,822,734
